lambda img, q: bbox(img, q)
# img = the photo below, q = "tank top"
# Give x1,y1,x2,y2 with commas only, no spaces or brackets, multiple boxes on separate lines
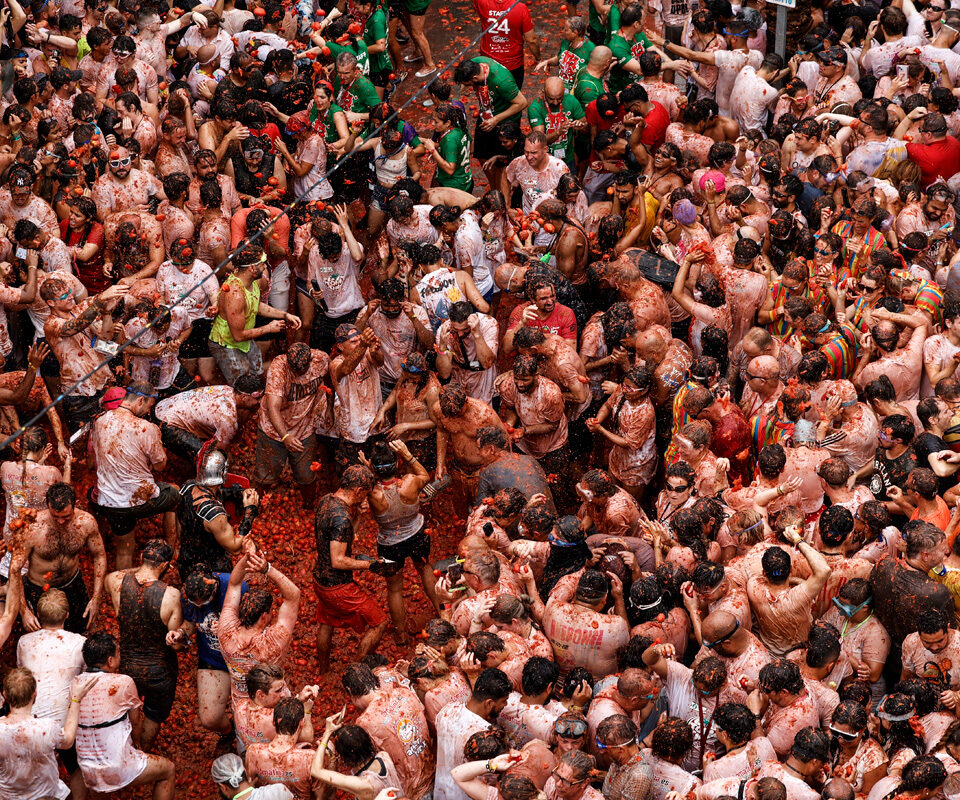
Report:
416,268,461,331
118,573,178,681
230,152,276,198
373,481,423,545
372,141,408,188
176,480,232,575
210,273,260,353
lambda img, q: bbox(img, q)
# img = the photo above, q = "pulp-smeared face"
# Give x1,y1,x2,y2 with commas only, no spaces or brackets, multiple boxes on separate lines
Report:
337,64,358,85
621,378,644,402
10,185,31,207
925,197,949,221
196,158,218,180
552,763,587,800
524,140,546,168
109,153,132,179
515,373,536,393
50,503,74,527
533,286,556,314
675,434,697,461
920,627,951,653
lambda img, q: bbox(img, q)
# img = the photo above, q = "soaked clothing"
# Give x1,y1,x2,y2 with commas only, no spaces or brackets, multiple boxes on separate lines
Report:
118,573,178,722
176,481,232,575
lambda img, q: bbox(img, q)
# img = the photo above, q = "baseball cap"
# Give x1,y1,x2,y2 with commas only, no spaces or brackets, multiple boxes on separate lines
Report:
102,387,126,410
817,46,848,66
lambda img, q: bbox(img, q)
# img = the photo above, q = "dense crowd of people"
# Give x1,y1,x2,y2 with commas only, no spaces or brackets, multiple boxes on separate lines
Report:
10,0,960,796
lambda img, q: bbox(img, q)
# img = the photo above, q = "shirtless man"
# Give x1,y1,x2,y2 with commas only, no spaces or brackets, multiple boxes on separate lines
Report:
542,568,630,679
512,327,590,413
575,469,646,540
429,385,506,512
609,250,672,331
10,482,106,635
634,326,693,409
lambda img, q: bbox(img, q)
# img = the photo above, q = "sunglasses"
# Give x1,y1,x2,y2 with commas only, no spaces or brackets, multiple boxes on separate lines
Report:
829,727,861,740
551,770,587,787
554,720,588,738
703,619,740,649
814,247,834,256
110,157,132,167
665,483,689,492
113,49,134,57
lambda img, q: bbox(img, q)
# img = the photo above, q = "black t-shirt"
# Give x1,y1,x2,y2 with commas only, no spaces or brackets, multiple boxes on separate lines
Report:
871,555,956,644
870,446,919,500
313,494,356,587
912,432,954,494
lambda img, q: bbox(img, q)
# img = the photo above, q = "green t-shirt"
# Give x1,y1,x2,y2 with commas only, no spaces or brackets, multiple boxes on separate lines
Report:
77,35,92,62
588,0,606,33
309,102,345,143
363,9,392,74
573,67,604,107
334,74,380,116
604,4,621,42
608,30,650,94
436,127,474,191
472,56,522,122
327,39,371,76
527,94,585,165
557,38,595,89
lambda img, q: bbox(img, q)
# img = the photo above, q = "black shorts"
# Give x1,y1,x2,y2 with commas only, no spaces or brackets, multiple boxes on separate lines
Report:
311,307,360,354
472,119,508,161
36,338,60,378
370,68,391,88
23,570,89,635
160,421,205,461
57,746,79,774
89,483,180,538
378,526,431,575
129,671,178,722
180,317,213,360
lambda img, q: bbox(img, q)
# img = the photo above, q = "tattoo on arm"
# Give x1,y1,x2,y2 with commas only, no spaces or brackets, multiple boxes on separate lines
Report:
60,300,103,337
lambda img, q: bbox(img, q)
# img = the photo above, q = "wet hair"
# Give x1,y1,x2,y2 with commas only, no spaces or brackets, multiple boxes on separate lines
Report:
819,505,854,547
424,618,459,650
47,482,76,511
238,587,273,627
332,725,377,769
341,465,374,490
246,663,284,699
581,468,618,497
806,622,841,668
142,539,173,566
273,697,305,735
908,468,939,500
714,703,757,745
497,775,540,800
521,656,559,696
904,520,946,559
82,631,118,669
757,444,787,479
791,726,830,763
759,658,804,695
596,714,638,746
692,656,727,693
651,716,694,761
896,678,941,715
472,668,513,702
887,756,946,798
817,457,850,488
918,608,950,636
342,664,380,697
3,667,37,708
464,728,509,761
466,631,506,663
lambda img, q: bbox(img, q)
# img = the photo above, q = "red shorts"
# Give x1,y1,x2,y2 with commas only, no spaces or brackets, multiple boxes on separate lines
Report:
314,581,387,632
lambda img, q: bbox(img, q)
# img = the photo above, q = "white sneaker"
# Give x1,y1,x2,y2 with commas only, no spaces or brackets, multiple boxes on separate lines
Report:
415,65,437,78
404,53,424,63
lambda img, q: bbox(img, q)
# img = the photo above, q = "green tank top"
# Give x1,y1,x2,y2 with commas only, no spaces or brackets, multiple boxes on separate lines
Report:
209,274,260,353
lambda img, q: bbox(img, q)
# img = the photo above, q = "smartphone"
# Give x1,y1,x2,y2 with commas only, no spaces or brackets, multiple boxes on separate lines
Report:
14,247,27,260
897,64,909,81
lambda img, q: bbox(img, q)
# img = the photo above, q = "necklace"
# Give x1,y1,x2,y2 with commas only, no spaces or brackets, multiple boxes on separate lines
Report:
840,612,872,641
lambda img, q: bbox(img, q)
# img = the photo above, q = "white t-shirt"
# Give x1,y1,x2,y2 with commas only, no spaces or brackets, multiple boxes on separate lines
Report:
306,242,365,318
17,629,86,726
0,716,67,800
729,65,778,133
712,49,763,116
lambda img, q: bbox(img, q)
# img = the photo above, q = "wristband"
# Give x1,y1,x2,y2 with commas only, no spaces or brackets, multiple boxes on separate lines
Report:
262,561,271,575
486,761,499,773
71,697,80,703
281,433,291,442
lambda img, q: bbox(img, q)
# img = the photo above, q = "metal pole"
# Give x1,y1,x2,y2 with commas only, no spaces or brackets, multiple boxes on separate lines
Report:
775,3,787,58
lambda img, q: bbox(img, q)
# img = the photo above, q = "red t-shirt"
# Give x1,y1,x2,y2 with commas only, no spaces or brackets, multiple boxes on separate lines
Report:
508,302,577,342
906,136,960,187
585,101,624,161
640,100,670,154
59,218,107,293
473,0,533,70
